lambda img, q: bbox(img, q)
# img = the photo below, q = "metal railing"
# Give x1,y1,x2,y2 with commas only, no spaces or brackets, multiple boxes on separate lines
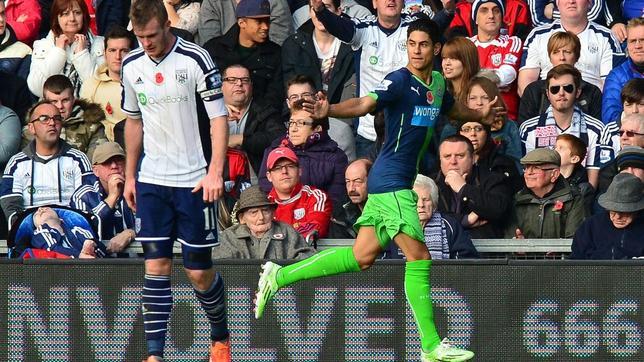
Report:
0,238,573,259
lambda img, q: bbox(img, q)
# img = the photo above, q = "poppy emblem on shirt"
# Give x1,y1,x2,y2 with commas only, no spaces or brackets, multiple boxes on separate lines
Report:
155,72,164,85
105,102,113,115
426,91,434,105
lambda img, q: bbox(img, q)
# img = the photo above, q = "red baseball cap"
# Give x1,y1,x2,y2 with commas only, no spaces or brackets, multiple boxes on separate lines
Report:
267,147,298,169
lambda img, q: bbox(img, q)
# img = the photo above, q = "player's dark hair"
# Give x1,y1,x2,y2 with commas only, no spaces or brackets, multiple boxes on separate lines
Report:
407,18,441,46
291,99,329,131
130,0,168,28
286,74,316,93
103,25,136,49
621,78,644,105
440,134,475,156
546,64,581,91
43,74,74,95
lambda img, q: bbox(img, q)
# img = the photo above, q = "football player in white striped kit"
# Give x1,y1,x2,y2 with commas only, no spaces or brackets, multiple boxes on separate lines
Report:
121,0,231,360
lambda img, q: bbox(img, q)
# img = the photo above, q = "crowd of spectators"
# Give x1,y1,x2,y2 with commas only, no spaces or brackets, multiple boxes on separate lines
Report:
1,0,643,260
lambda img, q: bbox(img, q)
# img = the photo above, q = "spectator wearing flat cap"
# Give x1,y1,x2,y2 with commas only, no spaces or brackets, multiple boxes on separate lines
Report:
70,141,136,256
203,0,284,108
571,173,644,260
214,185,315,260
506,147,588,238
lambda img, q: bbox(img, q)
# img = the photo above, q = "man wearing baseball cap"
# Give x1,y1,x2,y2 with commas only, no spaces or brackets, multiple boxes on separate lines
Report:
506,147,587,238
71,142,136,255
203,0,284,108
264,147,332,244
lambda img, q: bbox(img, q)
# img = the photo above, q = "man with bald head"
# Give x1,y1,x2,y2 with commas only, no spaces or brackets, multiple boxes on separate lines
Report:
330,158,372,238
1,100,95,226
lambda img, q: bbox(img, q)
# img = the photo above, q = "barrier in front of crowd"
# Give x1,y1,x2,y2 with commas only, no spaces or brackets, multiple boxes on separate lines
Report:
0,259,642,361
0,238,574,258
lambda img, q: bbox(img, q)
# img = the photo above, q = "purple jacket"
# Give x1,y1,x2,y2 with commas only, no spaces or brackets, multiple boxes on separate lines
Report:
258,131,349,206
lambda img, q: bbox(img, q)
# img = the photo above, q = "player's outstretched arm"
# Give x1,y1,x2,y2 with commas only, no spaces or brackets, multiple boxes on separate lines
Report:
124,117,143,212
305,92,376,120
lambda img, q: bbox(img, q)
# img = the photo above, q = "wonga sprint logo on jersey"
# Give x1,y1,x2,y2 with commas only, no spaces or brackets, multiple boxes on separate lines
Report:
411,106,439,127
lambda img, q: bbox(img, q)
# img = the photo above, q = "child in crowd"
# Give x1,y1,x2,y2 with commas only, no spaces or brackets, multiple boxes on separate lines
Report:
555,134,594,211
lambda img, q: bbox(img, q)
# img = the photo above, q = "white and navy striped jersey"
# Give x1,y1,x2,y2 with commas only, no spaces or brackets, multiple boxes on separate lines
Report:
520,20,625,88
596,120,621,166
348,13,421,141
0,142,95,223
519,106,604,169
121,37,226,187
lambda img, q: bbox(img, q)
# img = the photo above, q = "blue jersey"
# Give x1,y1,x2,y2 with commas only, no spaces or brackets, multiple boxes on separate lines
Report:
367,68,453,193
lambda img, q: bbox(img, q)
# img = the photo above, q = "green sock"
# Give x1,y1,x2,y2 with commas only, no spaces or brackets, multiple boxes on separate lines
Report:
276,247,361,287
405,259,441,353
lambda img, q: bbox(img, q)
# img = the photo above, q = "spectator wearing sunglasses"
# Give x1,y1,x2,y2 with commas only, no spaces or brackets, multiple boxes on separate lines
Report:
1,100,95,226
519,64,604,188
505,147,587,239
518,31,602,124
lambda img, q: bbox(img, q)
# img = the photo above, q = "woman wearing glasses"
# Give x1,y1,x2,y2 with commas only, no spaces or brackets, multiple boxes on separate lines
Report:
258,99,349,208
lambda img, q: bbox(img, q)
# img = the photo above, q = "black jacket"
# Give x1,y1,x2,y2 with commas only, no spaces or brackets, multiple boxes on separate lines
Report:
0,70,35,123
435,165,513,238
571,212,644,260
281,23,355,104
518,79,603,125
242,99,286,174
203,24,284,107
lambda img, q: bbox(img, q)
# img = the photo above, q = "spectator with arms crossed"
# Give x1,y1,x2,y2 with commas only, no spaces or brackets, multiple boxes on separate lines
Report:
1,100,94,226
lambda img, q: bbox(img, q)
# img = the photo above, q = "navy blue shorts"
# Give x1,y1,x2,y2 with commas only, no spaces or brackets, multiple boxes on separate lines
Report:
135,181,218,258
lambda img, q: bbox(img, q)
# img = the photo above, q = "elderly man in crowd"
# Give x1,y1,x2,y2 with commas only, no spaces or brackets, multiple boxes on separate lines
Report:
330,158,371,238
214,185,315,259
70,142,135,256
508,148,587,239
571,173,644,259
